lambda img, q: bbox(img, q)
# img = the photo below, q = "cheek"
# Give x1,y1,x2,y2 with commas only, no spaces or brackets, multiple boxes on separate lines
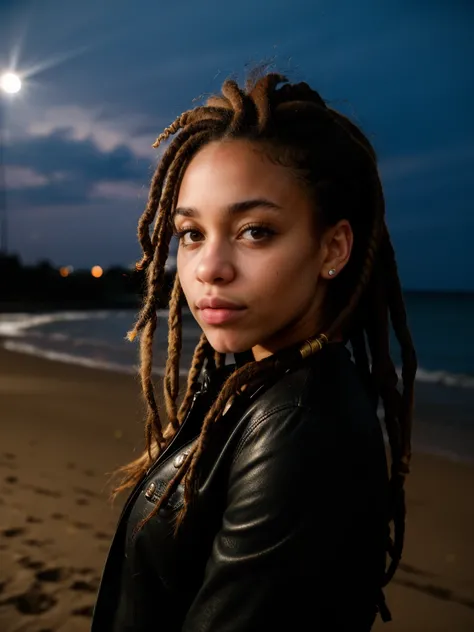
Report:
176,258,191,299
256,244,317,289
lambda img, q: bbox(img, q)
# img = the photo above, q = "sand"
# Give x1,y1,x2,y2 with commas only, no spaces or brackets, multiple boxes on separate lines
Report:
0,347,473,631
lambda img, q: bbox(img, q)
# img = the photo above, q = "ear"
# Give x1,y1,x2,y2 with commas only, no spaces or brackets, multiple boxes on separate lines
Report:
319,219,353,280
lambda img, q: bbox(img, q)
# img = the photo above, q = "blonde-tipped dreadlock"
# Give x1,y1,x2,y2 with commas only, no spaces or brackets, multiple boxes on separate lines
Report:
114,72,417,593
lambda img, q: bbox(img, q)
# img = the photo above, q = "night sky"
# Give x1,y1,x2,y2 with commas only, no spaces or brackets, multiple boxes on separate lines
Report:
1,0,472,291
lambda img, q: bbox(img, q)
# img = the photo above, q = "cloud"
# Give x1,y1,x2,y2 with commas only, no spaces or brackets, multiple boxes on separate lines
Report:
5,166,48,188
4,127,153,206
91,180,147,201
23,105,159,158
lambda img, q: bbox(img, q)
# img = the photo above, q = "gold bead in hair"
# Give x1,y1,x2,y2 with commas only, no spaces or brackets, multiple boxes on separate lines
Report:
299,333,329,359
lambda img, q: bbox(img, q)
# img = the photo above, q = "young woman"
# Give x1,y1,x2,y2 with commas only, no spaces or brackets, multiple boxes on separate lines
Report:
92,72,417,631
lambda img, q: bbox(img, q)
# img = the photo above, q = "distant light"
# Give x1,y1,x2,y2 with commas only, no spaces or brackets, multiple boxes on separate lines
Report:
91,265,103,278
59,265,74,277
0,72,22,94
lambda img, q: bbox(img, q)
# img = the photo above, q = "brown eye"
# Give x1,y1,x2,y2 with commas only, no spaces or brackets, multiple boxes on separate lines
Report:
174,228,203,246
240,224,276,242
184,230,201,243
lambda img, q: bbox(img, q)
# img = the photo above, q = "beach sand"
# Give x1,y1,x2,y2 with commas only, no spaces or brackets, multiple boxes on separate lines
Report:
0,347,473,631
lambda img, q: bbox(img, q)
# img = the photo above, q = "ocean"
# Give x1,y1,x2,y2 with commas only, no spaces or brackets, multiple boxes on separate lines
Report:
1,292,473,461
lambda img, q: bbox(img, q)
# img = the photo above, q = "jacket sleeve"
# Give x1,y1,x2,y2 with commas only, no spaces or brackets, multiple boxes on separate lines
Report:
182,404,383,631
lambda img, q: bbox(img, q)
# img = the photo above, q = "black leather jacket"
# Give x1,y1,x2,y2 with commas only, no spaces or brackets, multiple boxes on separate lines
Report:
92,342,389,631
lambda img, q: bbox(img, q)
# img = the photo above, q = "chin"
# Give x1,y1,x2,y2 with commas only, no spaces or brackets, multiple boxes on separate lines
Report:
204,330,254,356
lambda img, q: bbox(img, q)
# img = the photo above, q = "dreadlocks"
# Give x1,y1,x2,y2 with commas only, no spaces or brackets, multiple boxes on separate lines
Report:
113,72,417,591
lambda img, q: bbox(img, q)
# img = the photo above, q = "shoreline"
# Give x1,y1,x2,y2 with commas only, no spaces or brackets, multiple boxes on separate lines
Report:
2,333,474,466
1,305,473,388
3,333,473,387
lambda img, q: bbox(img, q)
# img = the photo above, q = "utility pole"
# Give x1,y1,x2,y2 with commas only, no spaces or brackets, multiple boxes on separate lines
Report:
0,72,22,256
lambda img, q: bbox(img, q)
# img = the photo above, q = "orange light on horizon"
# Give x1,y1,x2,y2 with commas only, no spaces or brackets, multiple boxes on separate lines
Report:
59,265,74,277
91,265,103,278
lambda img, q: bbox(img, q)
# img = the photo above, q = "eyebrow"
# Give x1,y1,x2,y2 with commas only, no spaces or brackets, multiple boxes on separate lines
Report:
174,198,283,219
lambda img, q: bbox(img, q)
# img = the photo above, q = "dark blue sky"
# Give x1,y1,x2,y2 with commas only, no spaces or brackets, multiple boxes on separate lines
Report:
1,0,472,291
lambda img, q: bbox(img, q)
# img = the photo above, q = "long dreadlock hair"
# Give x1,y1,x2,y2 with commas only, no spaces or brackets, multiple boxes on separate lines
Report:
113,71,417,590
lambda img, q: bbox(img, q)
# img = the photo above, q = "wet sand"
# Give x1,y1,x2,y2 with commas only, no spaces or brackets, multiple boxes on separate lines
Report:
0,347,473,631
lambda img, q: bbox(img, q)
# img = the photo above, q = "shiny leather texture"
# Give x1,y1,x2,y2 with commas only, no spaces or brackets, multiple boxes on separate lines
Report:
92,342,389,631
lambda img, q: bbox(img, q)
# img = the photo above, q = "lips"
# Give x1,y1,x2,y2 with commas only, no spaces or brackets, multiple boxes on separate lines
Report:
199,306,246,325
196,296,246,310
196,296,247,326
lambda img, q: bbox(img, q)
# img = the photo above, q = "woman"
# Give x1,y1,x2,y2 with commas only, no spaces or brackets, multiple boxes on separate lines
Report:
92,72,417,631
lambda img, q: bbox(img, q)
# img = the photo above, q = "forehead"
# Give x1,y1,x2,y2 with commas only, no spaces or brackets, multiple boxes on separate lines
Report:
175,139,310,213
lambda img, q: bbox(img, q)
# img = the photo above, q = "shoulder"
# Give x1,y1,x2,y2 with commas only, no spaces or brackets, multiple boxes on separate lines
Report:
246,341,357,410
235,342,357,428
230,342,380,466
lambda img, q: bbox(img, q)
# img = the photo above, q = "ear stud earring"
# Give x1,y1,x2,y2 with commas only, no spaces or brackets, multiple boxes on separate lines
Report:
328,268,336,277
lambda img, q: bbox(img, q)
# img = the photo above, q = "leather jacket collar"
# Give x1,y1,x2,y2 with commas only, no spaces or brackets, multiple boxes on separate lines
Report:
199,350,253,400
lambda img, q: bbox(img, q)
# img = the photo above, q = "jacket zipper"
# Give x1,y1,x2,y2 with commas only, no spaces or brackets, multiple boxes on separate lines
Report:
115,390,202,524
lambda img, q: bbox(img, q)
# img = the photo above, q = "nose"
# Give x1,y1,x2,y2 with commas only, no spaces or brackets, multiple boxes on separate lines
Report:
195,240,236,285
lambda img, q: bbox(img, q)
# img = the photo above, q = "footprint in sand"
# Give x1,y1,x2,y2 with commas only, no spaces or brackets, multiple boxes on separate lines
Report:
18,556,45,571
51,512,65,520
75,498,89,506
36,567,71,582
3,453,16,460
71,521,92,530
2,527,26,538
72,604,94,617
70,577,100,593
94,532,111,541
1,582,57,614
5,475,18,483
26,515,43,524
23,538,54,547
29,486,62,498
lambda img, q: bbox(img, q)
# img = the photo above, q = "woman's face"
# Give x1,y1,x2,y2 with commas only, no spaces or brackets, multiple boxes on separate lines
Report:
175,139,351,361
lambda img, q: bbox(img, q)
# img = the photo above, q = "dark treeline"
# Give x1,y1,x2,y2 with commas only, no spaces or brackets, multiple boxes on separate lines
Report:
0,254,179,312
1,254,468,314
